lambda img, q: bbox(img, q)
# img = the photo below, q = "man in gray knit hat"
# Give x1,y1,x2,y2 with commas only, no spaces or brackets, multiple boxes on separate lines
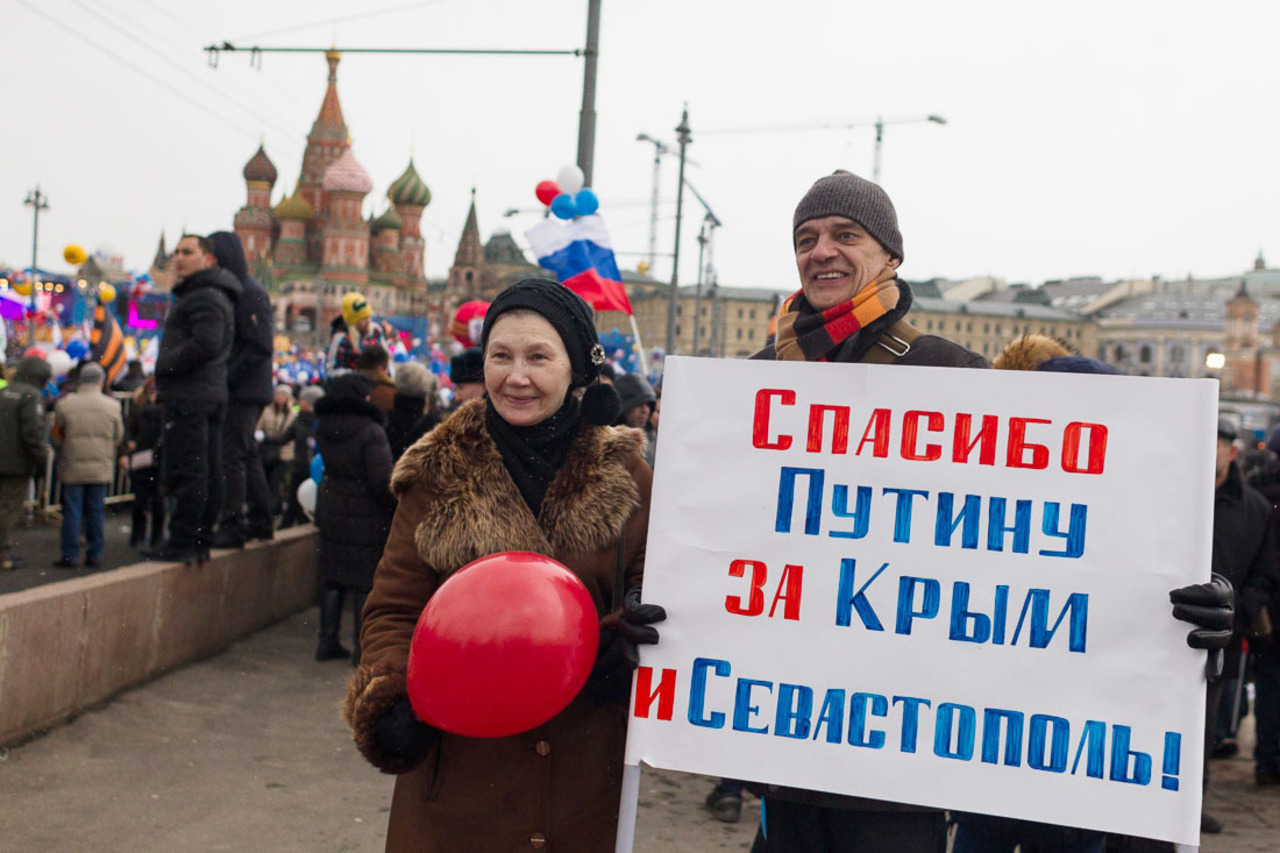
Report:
739,173,1236,849
754,169,984,367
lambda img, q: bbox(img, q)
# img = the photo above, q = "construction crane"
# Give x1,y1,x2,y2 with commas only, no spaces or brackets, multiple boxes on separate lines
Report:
701,114,947,183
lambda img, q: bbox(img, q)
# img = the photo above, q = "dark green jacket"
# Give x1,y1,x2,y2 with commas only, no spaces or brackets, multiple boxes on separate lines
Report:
0,358,52,476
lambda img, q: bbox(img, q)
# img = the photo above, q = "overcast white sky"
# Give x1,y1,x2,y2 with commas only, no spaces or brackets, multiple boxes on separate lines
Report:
5,0,1280,293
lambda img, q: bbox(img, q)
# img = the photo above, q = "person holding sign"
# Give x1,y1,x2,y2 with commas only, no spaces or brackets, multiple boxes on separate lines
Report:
343,278,661,851
743,174,1237,852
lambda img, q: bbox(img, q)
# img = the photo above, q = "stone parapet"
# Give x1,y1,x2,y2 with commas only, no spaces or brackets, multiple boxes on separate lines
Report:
0,526,319,747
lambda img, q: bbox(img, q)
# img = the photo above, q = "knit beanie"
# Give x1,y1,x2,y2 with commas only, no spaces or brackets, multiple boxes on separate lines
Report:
450,347,484,385
480,278,618,425
793,170,904,262
299,385,325,406
481,278,605,388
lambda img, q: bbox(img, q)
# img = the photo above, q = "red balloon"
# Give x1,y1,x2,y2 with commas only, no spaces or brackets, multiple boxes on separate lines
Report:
407,551,599,738
23,346,47,360
535,180,561,207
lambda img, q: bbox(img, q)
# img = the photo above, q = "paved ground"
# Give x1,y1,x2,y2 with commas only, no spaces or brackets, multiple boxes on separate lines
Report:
0,503,163,595
0,600,1275,851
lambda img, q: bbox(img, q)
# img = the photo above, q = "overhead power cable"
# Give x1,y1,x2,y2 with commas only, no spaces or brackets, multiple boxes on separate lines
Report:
66,0,302,145
227,0,449,43
13,0,261,145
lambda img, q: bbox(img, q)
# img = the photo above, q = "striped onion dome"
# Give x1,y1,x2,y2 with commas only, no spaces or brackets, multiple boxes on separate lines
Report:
243,144,278,185
387,158,431,207
373,206,403,232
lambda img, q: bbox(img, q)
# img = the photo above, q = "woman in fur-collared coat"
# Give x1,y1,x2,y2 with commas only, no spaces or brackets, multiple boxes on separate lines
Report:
344,279,660,852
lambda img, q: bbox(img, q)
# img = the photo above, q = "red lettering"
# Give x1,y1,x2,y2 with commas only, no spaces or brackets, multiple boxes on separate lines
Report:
753,388,795,450
1007,418,1052,469
808,405,851,454
1062,422,1108,474
856,408,892,457
767,563,805,621
633,667,677,720
952,413,999,465
901,410,944,461
726,559,768,616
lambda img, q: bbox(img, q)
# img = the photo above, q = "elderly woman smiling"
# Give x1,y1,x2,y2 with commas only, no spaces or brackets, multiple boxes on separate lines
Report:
344,278,664,852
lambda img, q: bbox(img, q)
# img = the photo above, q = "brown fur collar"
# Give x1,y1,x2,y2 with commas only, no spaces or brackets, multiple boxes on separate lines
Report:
992,334,1072,372
391,398,644,574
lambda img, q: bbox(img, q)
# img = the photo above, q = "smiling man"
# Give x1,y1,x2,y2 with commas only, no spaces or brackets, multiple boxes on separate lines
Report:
753,169,985,369
746,170,985,851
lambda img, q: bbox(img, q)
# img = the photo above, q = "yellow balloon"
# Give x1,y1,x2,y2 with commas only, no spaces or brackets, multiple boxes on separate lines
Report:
13,280,32,296
63,244,87,266
98,283,117,304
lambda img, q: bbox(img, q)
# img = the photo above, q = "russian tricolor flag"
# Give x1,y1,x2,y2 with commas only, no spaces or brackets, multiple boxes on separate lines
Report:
525,214,633,314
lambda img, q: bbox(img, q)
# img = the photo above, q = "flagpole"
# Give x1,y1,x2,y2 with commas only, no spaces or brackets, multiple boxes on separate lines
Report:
614,763,641,853
627,314,645,372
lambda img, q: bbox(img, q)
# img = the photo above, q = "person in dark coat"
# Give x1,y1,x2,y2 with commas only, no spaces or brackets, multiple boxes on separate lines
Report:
123,377,164,549
313,373,396,663
612,371,658,465
1205,418,1279,831
384,361,442,460
0,356,51,570
208,231,275,548
281,384,323,529
1247,445,1280,787
145,234,240,563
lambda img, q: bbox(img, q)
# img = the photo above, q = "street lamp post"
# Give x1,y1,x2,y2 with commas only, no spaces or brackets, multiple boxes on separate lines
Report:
23,186,49,348
664,106,691,359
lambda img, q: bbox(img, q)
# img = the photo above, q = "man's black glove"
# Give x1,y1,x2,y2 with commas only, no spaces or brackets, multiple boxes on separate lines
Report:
1170,573,1234,681
582,587,667,706
373,697,440,763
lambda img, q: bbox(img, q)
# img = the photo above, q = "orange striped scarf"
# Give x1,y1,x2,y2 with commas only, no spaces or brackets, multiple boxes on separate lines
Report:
774,277,902,362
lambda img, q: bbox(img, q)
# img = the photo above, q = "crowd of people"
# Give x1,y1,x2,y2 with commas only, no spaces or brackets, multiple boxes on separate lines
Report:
1,171,1272,851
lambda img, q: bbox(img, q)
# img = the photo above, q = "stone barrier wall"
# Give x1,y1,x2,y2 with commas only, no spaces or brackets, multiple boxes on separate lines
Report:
0,526,319,747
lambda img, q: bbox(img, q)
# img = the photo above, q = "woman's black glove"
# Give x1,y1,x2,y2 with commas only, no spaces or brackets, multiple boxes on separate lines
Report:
373,697,440,763
1170,573,1234,681
582,588,667,706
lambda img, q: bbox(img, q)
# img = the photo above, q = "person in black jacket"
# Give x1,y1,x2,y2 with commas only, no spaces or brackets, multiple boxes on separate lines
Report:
123,377,164,549
281,384,323,529
384,361,442,460
208,231,276,549
313,373,396,663
144,234,240,563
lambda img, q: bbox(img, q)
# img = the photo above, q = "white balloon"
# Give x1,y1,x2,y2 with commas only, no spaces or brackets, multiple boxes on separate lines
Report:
297,478,317,520
47,351,72,378
556,164,585,195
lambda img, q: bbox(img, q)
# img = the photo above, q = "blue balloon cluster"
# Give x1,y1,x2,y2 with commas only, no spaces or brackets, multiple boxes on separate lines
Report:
550,188,600,220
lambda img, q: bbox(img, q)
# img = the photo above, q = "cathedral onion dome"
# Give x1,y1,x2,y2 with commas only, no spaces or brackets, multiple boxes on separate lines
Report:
372,206,403,232
273,192,315,222
322,147,373,194
243,144,278,185
387,158,431,207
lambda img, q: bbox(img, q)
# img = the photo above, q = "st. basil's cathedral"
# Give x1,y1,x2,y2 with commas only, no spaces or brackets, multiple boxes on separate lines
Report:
227,49,434,341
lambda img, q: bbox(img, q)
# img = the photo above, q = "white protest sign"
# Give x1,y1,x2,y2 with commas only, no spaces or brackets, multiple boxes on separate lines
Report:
624,356,1216,845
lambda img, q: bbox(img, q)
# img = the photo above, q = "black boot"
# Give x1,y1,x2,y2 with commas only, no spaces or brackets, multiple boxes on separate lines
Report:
315,586,351,661
351,589,368,667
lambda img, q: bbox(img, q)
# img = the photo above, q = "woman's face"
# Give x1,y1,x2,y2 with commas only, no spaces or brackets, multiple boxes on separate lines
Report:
484,312,573,427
